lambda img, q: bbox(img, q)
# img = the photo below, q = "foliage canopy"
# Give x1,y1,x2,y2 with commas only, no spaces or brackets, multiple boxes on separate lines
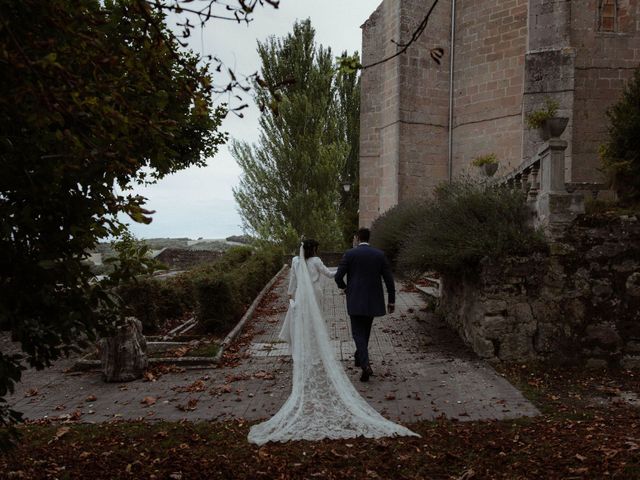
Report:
0,0,226,446
232,20,359,251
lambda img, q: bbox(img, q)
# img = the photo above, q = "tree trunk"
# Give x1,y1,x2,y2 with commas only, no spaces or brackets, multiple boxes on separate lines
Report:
100,317,148,382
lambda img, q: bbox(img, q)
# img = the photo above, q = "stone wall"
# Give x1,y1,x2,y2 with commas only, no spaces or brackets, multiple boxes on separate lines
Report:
154,248,222,271
440,213,640,367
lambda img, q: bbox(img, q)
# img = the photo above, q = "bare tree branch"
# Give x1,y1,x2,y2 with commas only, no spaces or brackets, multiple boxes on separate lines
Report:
362,0,441,70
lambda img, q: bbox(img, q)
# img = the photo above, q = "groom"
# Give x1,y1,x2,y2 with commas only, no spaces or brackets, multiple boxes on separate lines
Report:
335,228,395,382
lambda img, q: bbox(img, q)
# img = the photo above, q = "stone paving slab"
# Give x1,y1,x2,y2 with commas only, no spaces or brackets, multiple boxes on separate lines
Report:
4,268,539,425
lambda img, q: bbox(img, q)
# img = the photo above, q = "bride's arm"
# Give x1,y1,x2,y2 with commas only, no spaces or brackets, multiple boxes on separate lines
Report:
315,257,335,278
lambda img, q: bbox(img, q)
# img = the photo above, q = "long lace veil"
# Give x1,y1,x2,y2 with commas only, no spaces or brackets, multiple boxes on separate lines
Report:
248,244,418,445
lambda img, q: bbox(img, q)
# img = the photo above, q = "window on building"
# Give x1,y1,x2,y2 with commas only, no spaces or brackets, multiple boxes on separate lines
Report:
599,0,618,32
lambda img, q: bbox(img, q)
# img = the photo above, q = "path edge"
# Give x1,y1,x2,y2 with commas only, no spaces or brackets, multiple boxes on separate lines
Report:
213,263,288,364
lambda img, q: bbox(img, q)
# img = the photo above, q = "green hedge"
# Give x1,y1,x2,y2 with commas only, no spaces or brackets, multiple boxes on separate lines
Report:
370,199,427,265
117,275,195,334
193,246,282,334
118,245,283,335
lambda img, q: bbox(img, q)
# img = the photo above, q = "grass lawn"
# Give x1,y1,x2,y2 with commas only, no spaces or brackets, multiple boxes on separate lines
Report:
1,365,639,479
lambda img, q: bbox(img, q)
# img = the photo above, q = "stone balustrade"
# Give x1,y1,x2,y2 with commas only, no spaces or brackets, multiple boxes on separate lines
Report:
495,121,606,237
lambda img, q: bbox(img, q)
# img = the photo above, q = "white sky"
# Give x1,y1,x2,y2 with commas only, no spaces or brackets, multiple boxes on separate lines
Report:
127,1,380,240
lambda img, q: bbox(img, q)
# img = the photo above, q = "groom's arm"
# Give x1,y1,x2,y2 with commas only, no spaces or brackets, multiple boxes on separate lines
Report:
334,253,348,289
381,256,395,307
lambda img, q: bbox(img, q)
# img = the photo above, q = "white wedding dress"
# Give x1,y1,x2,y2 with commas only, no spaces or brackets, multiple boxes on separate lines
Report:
248,245,418,445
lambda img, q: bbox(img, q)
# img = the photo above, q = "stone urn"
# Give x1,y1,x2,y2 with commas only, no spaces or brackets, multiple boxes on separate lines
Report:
482,162,499,177
100,317,148,382
540,117,569,140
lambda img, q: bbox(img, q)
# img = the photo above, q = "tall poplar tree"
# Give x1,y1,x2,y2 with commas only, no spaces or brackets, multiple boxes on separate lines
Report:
233,20,359,251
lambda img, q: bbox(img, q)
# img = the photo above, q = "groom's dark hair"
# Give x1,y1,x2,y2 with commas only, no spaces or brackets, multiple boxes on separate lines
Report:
357,228,370,243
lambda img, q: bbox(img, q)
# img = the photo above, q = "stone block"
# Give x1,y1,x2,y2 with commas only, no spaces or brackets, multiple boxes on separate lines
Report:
511,302,534,324
613,260,639,273
621,355,640,369
586,242,628,260
480,315,513,339
564,298,586,326
480,299,508,315
533,322,561,354
499,334,534,361
625,341,640,354
626,272,640,297
591,279,613,301
472,336,496,359
585,358,608,369
585,324,621,350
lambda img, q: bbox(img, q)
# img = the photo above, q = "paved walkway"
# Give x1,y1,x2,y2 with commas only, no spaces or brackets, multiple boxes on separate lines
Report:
5,269,538,424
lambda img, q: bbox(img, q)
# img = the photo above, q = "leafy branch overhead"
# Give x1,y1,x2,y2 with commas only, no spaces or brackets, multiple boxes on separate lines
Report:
0,0,228,447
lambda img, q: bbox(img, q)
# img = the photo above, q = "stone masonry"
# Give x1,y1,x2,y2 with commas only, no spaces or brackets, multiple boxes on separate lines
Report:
359,0,640,227
440,212,640,367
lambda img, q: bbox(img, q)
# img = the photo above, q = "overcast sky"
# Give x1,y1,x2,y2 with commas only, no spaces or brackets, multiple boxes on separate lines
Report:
126,1,380,240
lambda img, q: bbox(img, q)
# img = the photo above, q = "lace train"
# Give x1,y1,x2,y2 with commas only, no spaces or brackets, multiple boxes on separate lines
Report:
248,247,418,445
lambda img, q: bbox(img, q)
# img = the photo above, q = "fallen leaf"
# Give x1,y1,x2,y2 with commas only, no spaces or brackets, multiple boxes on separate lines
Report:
49,426,70,444
141,396,157,406
24,388,38,398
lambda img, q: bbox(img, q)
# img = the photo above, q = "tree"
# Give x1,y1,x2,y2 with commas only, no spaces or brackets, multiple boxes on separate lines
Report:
233,20,359,251
600,67,640,204
0,0,226,446
335,54,361,244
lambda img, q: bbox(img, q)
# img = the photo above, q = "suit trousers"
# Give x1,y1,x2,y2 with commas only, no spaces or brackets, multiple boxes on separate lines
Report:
350,315,374,368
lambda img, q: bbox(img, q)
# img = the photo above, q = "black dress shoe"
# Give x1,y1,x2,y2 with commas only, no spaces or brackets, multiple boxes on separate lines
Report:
359,365,373,382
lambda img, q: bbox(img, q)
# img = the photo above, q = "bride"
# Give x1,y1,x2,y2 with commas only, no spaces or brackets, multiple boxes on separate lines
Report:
248,239,418,445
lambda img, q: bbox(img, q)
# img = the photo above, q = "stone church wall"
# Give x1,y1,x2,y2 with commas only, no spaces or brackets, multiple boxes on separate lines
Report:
452,0,528,176
359,0,451,227
360,0,640,226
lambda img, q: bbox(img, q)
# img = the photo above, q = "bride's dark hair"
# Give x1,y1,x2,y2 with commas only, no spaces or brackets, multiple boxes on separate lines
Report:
302,239,319,259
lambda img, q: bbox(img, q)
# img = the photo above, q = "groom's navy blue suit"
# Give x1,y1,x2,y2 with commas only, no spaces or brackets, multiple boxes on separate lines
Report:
335,243,395,371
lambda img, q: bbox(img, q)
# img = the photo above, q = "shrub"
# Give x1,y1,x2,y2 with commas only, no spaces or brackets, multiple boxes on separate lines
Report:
117,245,283,336
526,97,559,129
117,276,195,334
471,153,498,167
397,178,547,274
600,68,640,203
191,245,282,334
195,275,244,335
370,199,427,265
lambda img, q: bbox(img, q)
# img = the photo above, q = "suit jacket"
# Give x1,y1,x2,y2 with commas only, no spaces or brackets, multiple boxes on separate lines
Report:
334,244,395,317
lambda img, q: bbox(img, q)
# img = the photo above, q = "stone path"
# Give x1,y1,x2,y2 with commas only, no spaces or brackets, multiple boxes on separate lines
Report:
5,269,539,425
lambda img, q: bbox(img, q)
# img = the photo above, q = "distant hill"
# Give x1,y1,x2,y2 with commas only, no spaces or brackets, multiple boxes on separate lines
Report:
89,236,247,267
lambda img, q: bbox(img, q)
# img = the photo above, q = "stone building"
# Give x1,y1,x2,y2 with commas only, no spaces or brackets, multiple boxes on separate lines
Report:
359,0,640,227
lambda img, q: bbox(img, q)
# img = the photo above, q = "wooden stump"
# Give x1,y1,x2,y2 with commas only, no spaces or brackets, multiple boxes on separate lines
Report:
100,317,148,382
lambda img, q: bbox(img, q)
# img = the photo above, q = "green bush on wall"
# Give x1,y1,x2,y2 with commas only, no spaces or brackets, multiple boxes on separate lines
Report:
371,177,547,275
370,199,427,265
